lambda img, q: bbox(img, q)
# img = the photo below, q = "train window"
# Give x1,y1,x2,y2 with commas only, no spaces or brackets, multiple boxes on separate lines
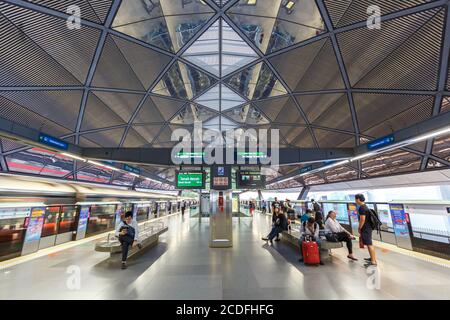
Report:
86,204,116,236
136,206,149,222
41,206,60,237
58,206,78,234
0,218,28,261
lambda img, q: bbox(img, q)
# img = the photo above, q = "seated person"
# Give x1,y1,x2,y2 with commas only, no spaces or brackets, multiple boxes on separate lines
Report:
300,209,314,223
298,217,324,265
115,211,141,269
262,209,288,244
325,211,358,261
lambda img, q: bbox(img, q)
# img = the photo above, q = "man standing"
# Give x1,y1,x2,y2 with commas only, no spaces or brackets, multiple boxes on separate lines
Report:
355,194,377,267
311,199,324,229
181,201,186,216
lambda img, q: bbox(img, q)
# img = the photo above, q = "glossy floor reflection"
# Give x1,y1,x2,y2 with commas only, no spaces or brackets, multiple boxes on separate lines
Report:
1,212,450,300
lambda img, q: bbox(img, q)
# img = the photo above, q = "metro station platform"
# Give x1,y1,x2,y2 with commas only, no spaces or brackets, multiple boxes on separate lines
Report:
1,212,449,300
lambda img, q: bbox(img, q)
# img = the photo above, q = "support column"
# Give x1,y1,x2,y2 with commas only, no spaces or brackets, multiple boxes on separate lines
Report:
298,187,310,200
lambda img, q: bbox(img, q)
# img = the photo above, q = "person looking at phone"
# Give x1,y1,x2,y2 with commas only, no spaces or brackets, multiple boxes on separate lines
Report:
115,211,140,269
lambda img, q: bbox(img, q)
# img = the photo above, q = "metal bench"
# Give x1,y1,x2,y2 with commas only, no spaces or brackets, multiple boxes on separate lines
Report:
95,221,168,260
281,229,343,256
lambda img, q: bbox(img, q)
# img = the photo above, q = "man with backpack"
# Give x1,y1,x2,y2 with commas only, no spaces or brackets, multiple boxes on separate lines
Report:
355,194,378,267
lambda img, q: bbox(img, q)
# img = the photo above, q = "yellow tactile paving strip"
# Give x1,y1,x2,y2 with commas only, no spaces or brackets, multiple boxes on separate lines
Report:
0,211,181,270
372,240,450,269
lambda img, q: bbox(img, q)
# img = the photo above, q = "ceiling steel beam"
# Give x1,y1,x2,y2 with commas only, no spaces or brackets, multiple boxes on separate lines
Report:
82,147,354,166
421,3,450,170
73,0,122,145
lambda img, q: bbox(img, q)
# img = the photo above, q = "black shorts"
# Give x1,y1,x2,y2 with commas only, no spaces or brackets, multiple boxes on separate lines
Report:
361,227,373,246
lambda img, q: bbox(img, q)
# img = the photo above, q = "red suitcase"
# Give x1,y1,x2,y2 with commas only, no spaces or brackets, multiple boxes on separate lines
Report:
302,240,320,265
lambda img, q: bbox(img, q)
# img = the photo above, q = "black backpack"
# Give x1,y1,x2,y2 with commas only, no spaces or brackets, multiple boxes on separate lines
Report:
368,209,382,234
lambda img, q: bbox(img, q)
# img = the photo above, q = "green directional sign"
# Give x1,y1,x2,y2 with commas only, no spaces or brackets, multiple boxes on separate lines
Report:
176,171,205,189
175,152,205,159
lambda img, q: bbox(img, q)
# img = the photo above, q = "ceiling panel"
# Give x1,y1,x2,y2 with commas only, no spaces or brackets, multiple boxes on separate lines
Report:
28,0,112,24
92,35,146,90
0,90,82,132
81,92,128,131
325,0,431,28
313,128,354,148
269,39,345,91
0,3,84,86
81,127,126,147
353,93,434,136
111,35,172,90
338,8,444,90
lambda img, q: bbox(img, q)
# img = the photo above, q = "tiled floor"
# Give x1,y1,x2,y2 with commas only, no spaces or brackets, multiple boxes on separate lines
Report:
1,212,449,300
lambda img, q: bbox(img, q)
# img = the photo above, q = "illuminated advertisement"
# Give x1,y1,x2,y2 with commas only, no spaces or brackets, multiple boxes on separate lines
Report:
389,204,409,237
347,203,358,224
24,208,45,243
76,206,90,233
115,205,125,228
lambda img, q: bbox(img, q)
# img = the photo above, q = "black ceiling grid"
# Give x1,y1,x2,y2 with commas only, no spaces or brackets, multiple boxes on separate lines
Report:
0,0,449,190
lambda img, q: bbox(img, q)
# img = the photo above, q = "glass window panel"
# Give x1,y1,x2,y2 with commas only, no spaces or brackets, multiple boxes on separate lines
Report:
86,204,117,236
225,62,287,100
58,206,78,234
41,206,60,237
153,61,216,99
0,217,27,261
183,20,220,76
114,17,174,52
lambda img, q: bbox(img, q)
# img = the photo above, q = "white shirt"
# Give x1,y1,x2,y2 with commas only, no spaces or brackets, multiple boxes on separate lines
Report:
325,218,346,234
115,220,139,240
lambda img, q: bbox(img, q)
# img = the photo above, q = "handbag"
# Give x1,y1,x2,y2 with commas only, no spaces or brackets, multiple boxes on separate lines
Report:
325,233,339,242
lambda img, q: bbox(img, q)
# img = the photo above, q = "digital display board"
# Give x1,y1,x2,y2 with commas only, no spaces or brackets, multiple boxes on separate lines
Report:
176,171,205,189
210,165,232,190
236,170,265,189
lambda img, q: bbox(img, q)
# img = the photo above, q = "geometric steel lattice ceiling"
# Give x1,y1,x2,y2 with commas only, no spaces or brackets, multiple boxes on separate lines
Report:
1,0,450,190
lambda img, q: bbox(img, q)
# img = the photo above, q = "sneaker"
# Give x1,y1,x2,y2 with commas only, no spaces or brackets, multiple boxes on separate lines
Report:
364,261,378,268
274,238,281,242
121,262,127,270
261,237,269,241
364,257,371,262
347,255,358,261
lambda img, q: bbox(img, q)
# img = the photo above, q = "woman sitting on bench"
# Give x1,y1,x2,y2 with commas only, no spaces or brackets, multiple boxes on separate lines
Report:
324,211,358,261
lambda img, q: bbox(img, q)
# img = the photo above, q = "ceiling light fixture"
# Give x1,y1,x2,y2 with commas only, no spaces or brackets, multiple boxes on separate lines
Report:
87,160,118,171
60,153,86,162
350,152,376,162
410,126,450,143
